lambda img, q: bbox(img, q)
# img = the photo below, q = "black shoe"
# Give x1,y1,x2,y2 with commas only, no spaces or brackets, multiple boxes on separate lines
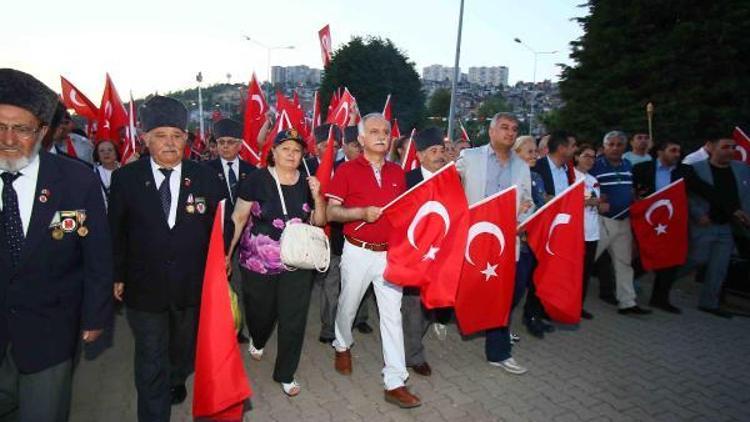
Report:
581,309,594,320
698,306,733,319
170,385,187,405
237,333,250,344
599,296,618,306
355,322,373,334
618,306,652,315
318,335,334,344
650,301,682,314
524,317,545,339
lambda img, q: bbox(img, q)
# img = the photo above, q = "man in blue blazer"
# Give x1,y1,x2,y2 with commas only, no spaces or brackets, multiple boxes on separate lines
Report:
0,69,113,421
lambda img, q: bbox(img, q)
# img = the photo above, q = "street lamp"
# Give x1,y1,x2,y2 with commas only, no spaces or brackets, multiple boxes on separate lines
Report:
514,37,557,135
242,35,295,85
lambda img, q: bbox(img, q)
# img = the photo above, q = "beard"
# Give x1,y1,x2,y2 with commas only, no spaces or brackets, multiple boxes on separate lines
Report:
0,140,42,173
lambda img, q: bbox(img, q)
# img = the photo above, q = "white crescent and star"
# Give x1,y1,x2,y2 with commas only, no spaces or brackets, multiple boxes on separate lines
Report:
334,102,349,123
407,201,450,261
465,221,506,281
69,89,86,108
251,94,265,113
645,199,674,236
545,213,571,256
737,145,748,162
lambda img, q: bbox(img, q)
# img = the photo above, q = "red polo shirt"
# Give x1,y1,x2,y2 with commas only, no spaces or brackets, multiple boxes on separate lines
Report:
325,154,406,244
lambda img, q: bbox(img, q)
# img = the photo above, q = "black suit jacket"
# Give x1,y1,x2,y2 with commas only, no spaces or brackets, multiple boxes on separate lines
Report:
0,152,113,372
632,160,692,197
109,158,222,312
206,158,255,250
406,167,424,189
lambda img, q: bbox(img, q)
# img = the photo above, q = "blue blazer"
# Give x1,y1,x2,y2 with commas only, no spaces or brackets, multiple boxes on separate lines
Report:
0,152,113,373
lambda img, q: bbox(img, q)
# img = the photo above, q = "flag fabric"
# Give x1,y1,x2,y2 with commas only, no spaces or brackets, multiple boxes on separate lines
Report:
65,138,78,158
276,91,306,136
382,94,392,122
193,200,252,421
260,109,293,167
391,118,401,139
455,187,517,335
733,126,750,164
520,180,585,324
315,126,336,193
630,179,688,271
121,92,138,164
401,129,419,171
241,73,266,166
318,24,333,67
60,76,99,120
326,88,356,128
459,120,471,145
96,74,128,142
382,163,469,308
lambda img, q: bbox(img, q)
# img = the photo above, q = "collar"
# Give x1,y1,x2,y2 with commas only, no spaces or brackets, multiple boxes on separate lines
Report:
656,159,675,171
13,153,41,178
150,158,182,173
547,155,567,171
220,157,239,167
355,154,386,168
420,166,435,179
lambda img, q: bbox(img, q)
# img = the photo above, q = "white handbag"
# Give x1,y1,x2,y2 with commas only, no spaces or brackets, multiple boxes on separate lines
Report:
269,167,330,273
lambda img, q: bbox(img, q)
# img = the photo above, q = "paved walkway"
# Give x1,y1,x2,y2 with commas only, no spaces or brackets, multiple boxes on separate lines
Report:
70,276,750,421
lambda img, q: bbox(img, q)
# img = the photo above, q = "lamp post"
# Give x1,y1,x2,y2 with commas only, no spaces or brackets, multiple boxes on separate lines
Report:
447,0,465,143
513,38,556,135
242,36,295,86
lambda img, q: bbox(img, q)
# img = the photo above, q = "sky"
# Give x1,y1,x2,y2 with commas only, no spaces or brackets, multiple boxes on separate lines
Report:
1,0,586,100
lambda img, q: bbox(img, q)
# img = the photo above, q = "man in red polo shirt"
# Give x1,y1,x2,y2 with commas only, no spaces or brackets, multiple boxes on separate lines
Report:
325,113,421,408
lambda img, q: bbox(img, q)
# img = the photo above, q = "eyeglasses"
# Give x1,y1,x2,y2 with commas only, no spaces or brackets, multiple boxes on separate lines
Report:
0,123,42,140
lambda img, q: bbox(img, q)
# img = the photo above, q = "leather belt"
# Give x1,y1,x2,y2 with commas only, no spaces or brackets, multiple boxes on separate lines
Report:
345,235,388,252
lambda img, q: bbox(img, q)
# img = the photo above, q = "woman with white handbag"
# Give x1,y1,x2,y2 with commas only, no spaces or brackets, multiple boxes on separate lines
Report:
227,129,327,397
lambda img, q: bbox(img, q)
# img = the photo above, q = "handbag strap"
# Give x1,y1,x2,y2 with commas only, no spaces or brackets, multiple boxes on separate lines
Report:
268,167,289,217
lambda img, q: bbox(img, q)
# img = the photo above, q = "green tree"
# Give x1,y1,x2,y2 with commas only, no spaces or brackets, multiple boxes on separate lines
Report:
427,88,451,119
558,0,750,148
320,37,426,130
476,94,510,121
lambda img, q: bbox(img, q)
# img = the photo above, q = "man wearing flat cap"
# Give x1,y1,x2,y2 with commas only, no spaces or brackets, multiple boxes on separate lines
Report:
109,96,221,421
0,68,113,421
304,123,342,175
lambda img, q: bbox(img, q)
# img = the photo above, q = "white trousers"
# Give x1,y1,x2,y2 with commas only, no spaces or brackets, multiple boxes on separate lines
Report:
595,217,637,308
333,241,408,390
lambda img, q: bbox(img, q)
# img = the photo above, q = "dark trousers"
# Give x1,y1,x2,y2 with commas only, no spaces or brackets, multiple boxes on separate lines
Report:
522,252,543,320
650,267,679,305
583,241,598,303
485,248,532,362
241,267,313,383
0,347,72,422
126,306,198,422
594,251,617,300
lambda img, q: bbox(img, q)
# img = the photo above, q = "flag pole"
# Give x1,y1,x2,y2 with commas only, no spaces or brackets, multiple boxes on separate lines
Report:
446,0,465,143
197,72,205,141
646,102,654,144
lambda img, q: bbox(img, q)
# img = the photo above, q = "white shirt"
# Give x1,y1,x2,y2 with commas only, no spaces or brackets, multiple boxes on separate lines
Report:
0,154,40,236
420,166,435,181
220,157,239,202
582,172,601,241
96,165,114,189
150,159,181,228
547,155,569,195
683,146,709,165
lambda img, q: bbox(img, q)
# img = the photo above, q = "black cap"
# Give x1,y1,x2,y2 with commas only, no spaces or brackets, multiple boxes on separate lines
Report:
0,68,59,125
274,128,307,149
343,126,359,144
140,96,187,132
213,118,243,139
313,123,342,143
415,127,444,151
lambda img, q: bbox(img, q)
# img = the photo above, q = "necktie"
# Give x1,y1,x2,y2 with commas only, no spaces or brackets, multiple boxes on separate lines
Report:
227,161,238,203
1,172,24,269
158,168,173,220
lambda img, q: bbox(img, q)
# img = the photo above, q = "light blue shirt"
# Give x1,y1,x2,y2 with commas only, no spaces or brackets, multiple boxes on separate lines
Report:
547,156,569,195
485,146,513,197
655,159,674,192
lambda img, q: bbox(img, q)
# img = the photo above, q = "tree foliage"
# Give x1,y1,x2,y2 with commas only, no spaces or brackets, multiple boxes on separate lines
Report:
427,88,451,118
476,94,510,121
558,0,750,148
320,37,426,130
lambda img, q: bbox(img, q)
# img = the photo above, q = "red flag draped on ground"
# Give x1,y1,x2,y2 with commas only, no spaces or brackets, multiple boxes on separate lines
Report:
193,200,252,421
60,76,99,120
241,73,266,166
455,187,517,335
318,24,333,67
401,129,419,171
630,179,688,271
382,163,469,308
733,126,750,164
96,74,128,142
382,94,392,122
520,180,584,324
327,88,356,128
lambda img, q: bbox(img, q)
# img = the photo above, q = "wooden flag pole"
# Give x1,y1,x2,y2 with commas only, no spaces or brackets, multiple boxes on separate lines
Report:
646,102,654,143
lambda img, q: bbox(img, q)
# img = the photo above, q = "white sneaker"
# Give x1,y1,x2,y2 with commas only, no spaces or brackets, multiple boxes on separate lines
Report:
433,323,447,341
509,332,520,344
248,344,264,361
489,357,528,375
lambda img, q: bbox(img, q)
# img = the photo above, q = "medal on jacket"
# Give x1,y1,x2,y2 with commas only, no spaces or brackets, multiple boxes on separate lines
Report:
186,194,195,214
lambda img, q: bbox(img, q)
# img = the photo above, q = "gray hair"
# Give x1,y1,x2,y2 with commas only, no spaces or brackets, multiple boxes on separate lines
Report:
602,130,627,146
358,112,391,135
489,112,519,128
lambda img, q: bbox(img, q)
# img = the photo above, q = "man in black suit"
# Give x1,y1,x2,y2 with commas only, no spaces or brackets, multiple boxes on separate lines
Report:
205,118,255,344
401,127,448,377
109,96,221,422
304,123,341,176
0,68,113,421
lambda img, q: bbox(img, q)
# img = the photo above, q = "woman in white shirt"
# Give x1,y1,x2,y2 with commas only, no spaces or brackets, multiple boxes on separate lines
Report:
92,140,120,208
575,144,610,320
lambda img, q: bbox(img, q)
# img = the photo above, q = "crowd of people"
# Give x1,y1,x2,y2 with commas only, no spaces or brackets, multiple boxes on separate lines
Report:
0,68,749,421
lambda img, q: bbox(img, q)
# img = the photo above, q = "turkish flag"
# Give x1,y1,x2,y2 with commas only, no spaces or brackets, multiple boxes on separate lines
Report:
630,179,688,271
327,88,356,128
259,109,293,167
391,118,401,139
455,187,517,335
193,200,252,421
383,163,469,308
733,126,750,164
315,126,336,193
459,120,471,145
96,74,128,142
60,76,99,120
520,180,584,324
121,92,138,164
241,73,266,166
276,91,306,135
401,129,420,171
318,24,333,67
382,94,392,122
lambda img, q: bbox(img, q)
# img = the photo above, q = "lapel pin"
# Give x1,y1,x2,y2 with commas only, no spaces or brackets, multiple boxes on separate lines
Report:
184,177,192,187
38,195,48,203
145,180,151,187
52,227,64,240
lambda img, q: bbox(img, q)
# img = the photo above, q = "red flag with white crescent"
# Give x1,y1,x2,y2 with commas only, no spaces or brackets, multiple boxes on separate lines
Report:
401,129,420,171
96,73,128,143
121,92,138,164
382,94,392,122
326,88,356,128
733,126,750,164
455,187,517,335
318,24,333,67
241,73,266,166
60,76,99,120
